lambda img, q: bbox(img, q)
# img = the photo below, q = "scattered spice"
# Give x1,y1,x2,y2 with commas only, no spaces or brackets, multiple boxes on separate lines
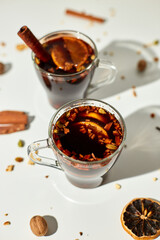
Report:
0,62,5,74
15,157,23,162
120,75,125,80
16,43,28,51
153,177,158,181
115,183,121,189
0,42,6,47
137,59,147,72
154,40,159,45
132,86,137,97
154,57,159,62
28,159,35,165
136,50,141,55
79,232,83,236
150,113,155,118
6,165,14,172
18,139,25,147
4,213,8,216
65,9,106,23
45,175,49,178
3,221,11,226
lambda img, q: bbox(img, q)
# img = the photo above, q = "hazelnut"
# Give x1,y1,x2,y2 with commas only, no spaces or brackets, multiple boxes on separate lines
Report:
30,215,48,236
137,59,147,72
0,62,5,74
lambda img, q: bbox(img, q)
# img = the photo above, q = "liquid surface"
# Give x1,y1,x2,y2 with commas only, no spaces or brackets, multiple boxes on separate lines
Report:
53,106,123,161
35,36,95,75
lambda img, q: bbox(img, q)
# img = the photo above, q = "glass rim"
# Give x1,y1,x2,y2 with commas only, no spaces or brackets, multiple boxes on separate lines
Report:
48,98,127,165
31,29,98,78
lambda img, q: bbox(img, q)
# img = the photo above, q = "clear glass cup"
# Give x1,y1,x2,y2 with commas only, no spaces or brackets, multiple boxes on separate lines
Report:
27,99,126,188
32,30,117,108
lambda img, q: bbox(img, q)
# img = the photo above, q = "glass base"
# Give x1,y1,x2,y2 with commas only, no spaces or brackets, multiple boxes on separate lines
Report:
66,174,103,188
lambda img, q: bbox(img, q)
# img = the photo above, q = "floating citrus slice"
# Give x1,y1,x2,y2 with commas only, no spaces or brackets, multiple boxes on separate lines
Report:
121,198,160,240
74,121,108,137
79,112,107,124
63,37,88,68
51,44,73,71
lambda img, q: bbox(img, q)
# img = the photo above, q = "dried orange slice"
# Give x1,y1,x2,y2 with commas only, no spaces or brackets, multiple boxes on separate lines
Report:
79,112,107,124
74,121,108,137
51,44,73,71
63,37,88,68
121,198,160,240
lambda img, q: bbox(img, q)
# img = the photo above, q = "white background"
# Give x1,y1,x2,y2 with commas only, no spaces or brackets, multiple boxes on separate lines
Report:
0,0,160,239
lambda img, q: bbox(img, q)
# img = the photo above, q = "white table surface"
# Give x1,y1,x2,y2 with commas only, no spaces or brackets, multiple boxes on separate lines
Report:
0,0,160,239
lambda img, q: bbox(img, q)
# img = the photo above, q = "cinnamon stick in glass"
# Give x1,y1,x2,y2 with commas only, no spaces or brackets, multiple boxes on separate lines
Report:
17,26,52,63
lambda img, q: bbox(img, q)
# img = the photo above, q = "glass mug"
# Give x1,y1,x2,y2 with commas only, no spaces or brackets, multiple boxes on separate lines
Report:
32,30,117,109
28,99,126,188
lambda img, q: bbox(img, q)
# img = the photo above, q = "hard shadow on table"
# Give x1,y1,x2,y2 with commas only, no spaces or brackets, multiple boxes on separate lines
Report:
26,115,35,130
102,105,160,185
88,40,160,99
43,215,58,236
5,63,12,73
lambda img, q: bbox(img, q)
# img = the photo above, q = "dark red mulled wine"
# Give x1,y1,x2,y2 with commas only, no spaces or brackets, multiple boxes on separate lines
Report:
35,36,95,75
33,34,97,108
53,105,123,161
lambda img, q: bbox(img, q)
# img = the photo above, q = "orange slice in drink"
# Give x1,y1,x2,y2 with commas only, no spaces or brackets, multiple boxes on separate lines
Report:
121,198,160,240
51,37,88,71
63,37,88,68
74,121,108,137
79,112,107,124
51,44,73,71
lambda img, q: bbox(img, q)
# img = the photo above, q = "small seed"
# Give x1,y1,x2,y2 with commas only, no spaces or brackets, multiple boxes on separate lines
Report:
6,165,14,171
15,157,23,162
3,221,11,226
98,108,106,114
28,160,35,165
115,183,121,189
153,177,158,181
16,43,27,51
91,55,95,60
53,129,58,134
18,139,25,147
106,143,117,150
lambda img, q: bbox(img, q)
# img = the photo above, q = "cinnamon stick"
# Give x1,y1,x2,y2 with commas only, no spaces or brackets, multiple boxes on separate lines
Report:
17,26,52,63
0,111,28,124
0,124,26,134
65,9,106,23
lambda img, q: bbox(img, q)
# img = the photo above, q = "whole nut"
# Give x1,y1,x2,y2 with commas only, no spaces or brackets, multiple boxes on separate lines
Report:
30,215,48,236
137,59,147,72
0,62,5,74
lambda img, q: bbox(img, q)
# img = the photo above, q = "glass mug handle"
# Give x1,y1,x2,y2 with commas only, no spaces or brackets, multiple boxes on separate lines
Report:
27,139,62,170
87,59,117,94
